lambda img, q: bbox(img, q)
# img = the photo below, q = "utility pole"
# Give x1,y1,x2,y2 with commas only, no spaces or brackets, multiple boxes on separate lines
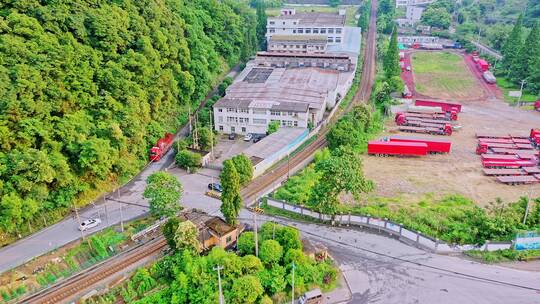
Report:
523,192,532,225
287,152,290,180
103,196,110,226
117,187,124,232
73,203,84,241
254,212,259,257
291,262,296,304
214,265,224,304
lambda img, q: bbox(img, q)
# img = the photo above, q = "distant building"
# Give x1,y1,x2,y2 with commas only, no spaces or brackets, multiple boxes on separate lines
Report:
398,35,439,45
268,35,328,54
266,8,346,45
396,0,434,8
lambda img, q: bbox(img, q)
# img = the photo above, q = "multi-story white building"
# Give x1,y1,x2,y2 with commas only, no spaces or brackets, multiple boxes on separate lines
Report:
213,54,355,135
268,35,328,54
266,8,346,45
396,0,434,8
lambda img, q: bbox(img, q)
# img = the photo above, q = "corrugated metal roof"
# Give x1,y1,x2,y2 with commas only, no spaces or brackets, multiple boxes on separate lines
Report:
270,12,345,26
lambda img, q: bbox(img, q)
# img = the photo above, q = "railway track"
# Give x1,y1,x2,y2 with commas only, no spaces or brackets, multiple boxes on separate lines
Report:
20,3,379,302
20,238,167,304
242,0,379,204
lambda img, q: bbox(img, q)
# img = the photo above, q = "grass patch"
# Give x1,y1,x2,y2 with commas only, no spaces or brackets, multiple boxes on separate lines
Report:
411,51,479,99
466,249,540,263
495,77,538,104
266,6,359,27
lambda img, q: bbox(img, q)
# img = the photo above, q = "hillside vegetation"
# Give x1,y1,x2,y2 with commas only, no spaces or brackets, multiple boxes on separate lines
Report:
0,0,257,242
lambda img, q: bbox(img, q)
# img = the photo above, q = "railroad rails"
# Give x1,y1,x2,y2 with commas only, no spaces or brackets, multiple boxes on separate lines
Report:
20,238,167,304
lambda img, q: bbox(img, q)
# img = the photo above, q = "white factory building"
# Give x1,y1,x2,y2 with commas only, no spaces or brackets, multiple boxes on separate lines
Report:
266,8,346,45
213,53,356,135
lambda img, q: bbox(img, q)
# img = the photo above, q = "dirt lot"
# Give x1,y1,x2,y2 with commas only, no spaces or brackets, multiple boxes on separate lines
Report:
363,100,540,206
411,51,486,101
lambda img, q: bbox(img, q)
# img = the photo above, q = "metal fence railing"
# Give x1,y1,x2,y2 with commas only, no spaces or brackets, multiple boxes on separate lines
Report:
266,197,513,253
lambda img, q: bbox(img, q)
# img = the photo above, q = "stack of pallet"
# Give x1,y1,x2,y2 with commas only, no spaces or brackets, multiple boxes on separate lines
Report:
476,129,540,185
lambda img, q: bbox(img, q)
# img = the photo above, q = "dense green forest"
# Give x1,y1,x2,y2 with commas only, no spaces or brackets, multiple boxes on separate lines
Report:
0,0,257,242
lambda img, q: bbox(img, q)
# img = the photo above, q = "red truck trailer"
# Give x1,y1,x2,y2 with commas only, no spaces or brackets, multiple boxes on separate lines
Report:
497,175,540,185
476,133,512,139
481,154,520,161
389,136,451,153
482,159,537,169
368,141,428,156
476,59,489,72
399,124,453,136
396,111,456,121
478,138,530,144
524,167,540,174
483,168,524,176
395,114,452,127
535,100,540,111
415,99,462,113
149,133,174,162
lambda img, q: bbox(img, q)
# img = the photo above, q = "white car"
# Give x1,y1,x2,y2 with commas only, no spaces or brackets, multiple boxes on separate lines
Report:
244,133,253,141
79,218,101,231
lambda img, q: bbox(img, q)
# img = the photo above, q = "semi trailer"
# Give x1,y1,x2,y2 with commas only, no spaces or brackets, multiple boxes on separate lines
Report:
497,175,540,185
399,124,453,136
389,136,451,153
483,71,496,84
414,99,462,113
535,100,540,111
483,168,524,176
395,111,456,121
482,159,537,169
367,141,428,156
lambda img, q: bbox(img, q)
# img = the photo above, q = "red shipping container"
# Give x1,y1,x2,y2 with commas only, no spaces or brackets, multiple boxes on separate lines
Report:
368,141,428,156
389,136,451,153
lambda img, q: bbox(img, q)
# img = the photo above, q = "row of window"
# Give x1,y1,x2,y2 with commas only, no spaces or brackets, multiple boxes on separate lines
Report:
218,117,299,127
268,27,343,34
217,125,246,133
217,109,298,116
271,119,298,127
271,44,324,50
224,117,249,124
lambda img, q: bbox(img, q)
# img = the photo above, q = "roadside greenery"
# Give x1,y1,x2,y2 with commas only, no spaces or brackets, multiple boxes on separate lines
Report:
87,223,337,304
357,0,371,33
220,160,243,226
0,0,258,245
376,0,395,34
175,150,203,172
466,249,540,263
143,172,183,218
231,154,254,186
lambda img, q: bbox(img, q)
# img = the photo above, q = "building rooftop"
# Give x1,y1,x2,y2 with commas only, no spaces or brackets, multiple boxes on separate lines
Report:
270,12,345,27
270,34,328,43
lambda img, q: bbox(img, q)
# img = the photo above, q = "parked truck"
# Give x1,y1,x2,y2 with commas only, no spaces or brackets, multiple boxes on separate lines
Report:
414,99,462,113
482,71,496,84
535,100,540,111
476,59,490,72
368,141,428,156
399,123,453,136
389,136,451,153
149,133,174,161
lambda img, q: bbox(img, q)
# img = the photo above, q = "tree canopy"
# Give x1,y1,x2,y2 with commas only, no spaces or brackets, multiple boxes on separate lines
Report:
143,172,183,218
220,160,242,225
231,154,254,186
0,0,257,241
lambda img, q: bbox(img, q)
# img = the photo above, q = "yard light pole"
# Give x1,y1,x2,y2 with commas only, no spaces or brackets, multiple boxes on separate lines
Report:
214,265,225,304
254,212,259,257
517,80,526,106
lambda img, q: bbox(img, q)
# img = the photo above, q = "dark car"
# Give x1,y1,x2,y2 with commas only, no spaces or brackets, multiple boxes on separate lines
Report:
228,133,236,140
208,183,222,192
252,134,265,143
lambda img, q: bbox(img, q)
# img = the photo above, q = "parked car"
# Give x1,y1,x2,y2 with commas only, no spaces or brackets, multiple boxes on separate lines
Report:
228,133,236,140
252,134,265,143
244,133,253,141
406,66,411,71
79,218,101,231
208,183,223,192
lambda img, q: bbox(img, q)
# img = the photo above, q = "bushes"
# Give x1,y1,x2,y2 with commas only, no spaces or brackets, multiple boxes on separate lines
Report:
175,150,202,171
267,120,280,134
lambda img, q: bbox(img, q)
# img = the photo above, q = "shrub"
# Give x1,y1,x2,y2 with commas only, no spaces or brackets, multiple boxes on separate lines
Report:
175,150,202,171
259,240,283,265
267,121,279,134
237,232,256,255
231,154,253,186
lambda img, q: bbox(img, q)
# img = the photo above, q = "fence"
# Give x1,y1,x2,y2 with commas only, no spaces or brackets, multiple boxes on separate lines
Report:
266,197,513,253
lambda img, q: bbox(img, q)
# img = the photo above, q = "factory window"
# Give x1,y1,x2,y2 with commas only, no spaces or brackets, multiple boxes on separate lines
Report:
239,117,249,123
294,121,298,127
270,110,281,116
227,108,236,113
269,21,275,25
305,28,311,34
327,37,334,43
335,37,341,43
269,28,275,33
293,29,296,33
296,45,300,48
328,28,334,34
288,112,294,116
239,109,249,113
218,116,223,123
282,21,285,25
336,28,342,34
219,125,223,131
241,127,246,133
231,126,235,132
253,118,267,124
253,109,267,115
298,28,303,33
313,28,319,34
293,21,297,25
320,28,326,34
218,108,223,112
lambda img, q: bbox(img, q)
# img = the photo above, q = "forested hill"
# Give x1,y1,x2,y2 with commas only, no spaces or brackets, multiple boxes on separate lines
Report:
0,0,257,239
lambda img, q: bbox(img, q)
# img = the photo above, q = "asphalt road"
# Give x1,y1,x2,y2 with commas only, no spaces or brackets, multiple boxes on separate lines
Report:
266,218,540,304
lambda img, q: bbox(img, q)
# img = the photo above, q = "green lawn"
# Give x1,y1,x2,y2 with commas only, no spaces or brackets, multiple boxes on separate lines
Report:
495,77,538,104
266,6,359,27
411,51,481,99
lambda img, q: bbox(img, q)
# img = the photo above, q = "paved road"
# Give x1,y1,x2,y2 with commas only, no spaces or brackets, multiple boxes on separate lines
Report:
261,216,540,304
0,67,241,274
